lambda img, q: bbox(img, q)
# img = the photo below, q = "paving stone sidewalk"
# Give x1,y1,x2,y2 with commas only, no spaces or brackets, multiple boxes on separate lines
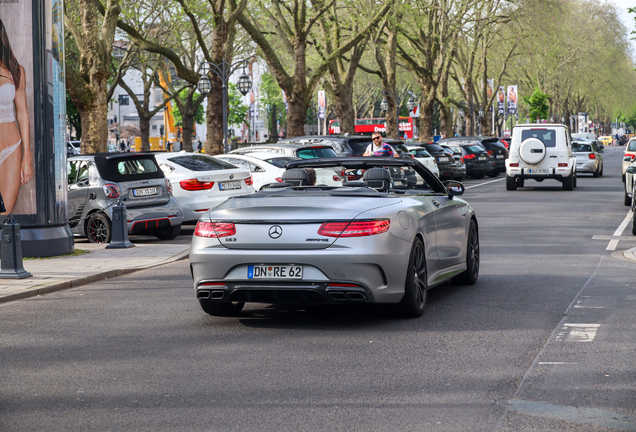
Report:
0,242,190,304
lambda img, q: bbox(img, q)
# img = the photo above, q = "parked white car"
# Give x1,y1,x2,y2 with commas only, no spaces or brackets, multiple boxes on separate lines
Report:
505,123,576,191
405,145,439,177
155,152,254,223
622,138,636,182
215,152,343,190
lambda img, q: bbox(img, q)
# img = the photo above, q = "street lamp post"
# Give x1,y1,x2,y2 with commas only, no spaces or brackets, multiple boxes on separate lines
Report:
382,90,400,139
197,59,252,154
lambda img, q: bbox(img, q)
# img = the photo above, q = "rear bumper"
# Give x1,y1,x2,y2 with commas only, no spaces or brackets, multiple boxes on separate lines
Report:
575,160,599,173
122,197,184,232
465,163,491,177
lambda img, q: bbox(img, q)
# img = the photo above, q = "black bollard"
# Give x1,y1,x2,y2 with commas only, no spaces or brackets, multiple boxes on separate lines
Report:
105,201,135,249
0,214,33,279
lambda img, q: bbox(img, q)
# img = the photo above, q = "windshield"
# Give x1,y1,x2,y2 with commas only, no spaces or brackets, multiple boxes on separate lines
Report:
572,143,592,153
464,145,485,154
628,140,636,151
265,157,298,168
296,147,338,159
410,149,431,158
521,129,556,147
422,144,445,153
168,154,236,171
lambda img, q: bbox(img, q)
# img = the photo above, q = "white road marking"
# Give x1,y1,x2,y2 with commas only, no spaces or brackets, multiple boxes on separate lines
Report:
464,178,505,189
538,362,578,365
573,297,605,309
559,323,600,342
607,210,633,250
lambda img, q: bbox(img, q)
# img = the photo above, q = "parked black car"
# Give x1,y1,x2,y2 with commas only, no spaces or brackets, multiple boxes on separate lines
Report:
438,138,492,179
476,137,508,177
414,143,464,180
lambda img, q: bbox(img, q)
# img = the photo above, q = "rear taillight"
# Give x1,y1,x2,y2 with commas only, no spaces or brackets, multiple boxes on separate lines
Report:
510,163,519,167
244,176,253,185
625,153,635,161
588,154,596,159
180,179,215,191
103,183,120,198
194,221,236,238
318,219,390,238
558,163,568,167
487,150,494,156
333,175,340,182
165,178,173,195
275,177,284,183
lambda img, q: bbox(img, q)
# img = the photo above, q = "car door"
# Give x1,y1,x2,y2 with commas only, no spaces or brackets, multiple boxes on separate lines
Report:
67,160,89,228
429,192,468,269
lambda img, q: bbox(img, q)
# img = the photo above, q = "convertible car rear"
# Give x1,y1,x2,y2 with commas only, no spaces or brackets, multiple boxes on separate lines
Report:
189,157,479,318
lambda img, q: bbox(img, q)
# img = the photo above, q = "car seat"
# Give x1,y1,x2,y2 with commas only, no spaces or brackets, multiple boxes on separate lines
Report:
362,168,392,192
282,168,311,186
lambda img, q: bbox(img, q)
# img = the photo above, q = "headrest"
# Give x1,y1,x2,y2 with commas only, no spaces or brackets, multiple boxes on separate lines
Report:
282,168,310,186
362,168,392,181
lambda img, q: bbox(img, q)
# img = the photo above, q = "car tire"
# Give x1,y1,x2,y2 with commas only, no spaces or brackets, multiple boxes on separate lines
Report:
453,219,479,285
623,173,626,183
199,300,245,317
593,167,599,178
155,225,181,240
392,237,428,318
562,172,574,191
86,213,112,244
625,189,632,207
573,173,577,188
506,175,517,190
599,165,603,177
632,211,636,236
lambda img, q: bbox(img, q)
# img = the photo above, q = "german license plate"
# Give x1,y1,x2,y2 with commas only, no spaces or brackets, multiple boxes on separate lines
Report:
133,187,158,197
438,157,448,162
478,157,487,161
526,168,551,174
496,155,504,159
248,265,303,279
220,181,241,191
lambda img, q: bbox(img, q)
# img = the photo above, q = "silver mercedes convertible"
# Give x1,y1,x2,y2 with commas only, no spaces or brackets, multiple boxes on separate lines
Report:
189,157,479,318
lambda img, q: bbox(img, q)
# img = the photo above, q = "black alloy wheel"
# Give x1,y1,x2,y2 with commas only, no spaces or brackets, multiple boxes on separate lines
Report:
87,213,111,244
393,238,428,318
454,219,479,285
199,300,245,317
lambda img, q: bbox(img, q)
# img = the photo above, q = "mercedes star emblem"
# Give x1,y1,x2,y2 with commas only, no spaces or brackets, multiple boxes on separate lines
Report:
268,225,283,239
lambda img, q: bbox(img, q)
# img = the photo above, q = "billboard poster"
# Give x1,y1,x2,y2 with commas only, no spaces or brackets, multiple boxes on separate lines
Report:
578,112,588,133
0,1,36,215
497,87,505,115
487,79,494,100
507,85,518,115
318,90,326,120
282,89,288,110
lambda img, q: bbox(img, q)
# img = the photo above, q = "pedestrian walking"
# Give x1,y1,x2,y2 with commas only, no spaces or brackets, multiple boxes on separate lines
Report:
197,140,202,153
119,140,125,152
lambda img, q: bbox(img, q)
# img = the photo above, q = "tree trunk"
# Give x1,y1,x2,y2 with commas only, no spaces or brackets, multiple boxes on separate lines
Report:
287,91,308,137
206,75,224,154
271,103,278,141
181,106,195,152
334,86,355,135
80,89,109,153
419,98,434,140
440,107,453,138
139,114,151,152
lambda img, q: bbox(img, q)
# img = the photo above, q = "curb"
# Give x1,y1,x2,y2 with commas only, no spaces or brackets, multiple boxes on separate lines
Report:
0,251,189,305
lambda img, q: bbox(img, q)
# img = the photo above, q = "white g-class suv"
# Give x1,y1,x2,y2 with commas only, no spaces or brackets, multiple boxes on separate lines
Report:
505,124,576,191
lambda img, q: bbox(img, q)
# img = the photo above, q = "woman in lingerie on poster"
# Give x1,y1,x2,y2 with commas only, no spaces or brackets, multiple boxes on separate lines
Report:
0,18,33,214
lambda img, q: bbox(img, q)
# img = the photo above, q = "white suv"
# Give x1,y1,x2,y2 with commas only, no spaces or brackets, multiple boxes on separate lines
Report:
505,124,576,191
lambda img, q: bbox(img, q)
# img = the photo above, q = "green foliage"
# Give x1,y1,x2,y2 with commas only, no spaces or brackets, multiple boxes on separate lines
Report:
66,89,82,140
259,73,287,127
228,83,250,129
172,89,205,126
523,89,550,121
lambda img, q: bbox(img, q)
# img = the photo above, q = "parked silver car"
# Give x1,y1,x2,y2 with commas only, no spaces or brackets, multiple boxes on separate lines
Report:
572,139,603,177
230,143,338,159
189,157,479,318
68,153,184,243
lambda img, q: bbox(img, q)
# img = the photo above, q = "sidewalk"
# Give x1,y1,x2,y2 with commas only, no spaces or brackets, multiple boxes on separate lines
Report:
0,240,190,304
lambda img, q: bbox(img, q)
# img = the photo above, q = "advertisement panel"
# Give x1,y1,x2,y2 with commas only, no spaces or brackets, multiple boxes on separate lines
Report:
318,90,326,120
497,87,505,115
0,0,72,257
487,79,494,100
507,85,518,115
0,1,36,215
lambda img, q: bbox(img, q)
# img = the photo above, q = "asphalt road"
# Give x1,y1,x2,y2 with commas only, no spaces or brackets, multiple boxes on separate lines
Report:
2,146,635,431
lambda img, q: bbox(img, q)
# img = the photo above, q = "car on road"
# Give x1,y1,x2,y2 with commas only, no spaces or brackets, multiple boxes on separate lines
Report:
622,138,636,182
505,123,576,191
230,143,339,159
189,157,479,318
598,136,613,147
416,142,465,180
476,137,509,177
154,152,255,224
438,138,492,179
571,140,603,177
67,153,184,243
405,145,440,177
215,152,343,190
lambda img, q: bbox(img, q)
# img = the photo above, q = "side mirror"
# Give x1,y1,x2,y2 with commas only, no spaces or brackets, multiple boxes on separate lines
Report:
443,180,465,197
626,166,636,175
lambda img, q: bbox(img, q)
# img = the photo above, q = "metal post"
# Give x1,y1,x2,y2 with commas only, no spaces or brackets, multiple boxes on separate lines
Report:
0,215,32,279
105,201,134,249
118,95,121,148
